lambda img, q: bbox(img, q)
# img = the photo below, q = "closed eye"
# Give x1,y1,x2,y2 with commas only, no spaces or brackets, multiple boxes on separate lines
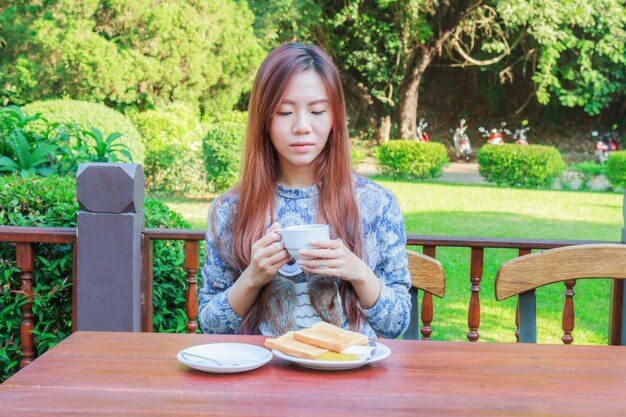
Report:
277,111,292,116
312,111,326,115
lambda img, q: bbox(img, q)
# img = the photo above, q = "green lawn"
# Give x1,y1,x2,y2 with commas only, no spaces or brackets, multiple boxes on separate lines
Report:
161,179,625,345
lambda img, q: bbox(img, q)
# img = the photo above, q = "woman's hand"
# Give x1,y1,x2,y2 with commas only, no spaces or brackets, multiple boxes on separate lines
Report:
242,222,291,289
228,223,291,318
297,239,381,308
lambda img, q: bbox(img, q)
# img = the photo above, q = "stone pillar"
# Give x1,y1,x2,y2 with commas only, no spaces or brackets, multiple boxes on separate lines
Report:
75,163,145,331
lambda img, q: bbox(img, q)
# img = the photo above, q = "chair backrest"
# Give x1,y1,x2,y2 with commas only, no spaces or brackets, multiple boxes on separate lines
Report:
495,243,626,344
404,250,445,340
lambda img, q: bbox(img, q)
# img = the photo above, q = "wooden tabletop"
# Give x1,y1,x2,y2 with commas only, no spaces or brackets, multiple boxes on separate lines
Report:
1,331,625,416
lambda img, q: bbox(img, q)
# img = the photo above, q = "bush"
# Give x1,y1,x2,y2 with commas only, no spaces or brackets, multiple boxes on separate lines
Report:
376,140,449,180
22,100,144,163
131,103,207,194
477,144,566,188
202,121,246,192
606,151,626,189
0,175,201,382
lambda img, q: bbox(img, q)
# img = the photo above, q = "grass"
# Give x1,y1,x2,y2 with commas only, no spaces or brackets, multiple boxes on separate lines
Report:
161,179,625,345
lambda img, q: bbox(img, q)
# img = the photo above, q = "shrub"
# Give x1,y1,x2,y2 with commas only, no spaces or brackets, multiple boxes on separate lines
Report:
376,140,449,180
22,100,144,163
202,121,246,192
606,151,626,189
131,103,207,194
0,175,201,382
477,144,566,188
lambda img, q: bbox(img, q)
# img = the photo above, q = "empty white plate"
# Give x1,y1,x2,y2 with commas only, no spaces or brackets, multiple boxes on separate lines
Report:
177,343,272,374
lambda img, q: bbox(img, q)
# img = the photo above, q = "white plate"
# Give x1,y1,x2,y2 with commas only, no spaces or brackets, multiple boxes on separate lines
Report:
177,343,272,374
271,342,391,371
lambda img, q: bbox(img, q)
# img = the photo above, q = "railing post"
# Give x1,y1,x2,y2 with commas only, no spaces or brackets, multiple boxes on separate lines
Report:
467,248,484,342
16,243,35,368
75,163,145,331
609,190,626,345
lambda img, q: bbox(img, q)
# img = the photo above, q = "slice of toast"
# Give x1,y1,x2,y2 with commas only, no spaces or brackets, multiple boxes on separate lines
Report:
264,331,328,359
293,322,369,352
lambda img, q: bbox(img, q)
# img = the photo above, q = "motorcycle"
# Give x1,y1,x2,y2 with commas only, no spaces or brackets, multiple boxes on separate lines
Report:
451,119,472,161
479,122,510,145
513,123,530,145
416,118,430,142
593,129,620,164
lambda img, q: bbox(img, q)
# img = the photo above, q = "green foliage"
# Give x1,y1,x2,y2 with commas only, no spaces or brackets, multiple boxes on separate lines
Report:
0,176,78,383
144,199,204,334
1,105,132,177
202,122,246,192
605,151,626,189
23,100,143,163
569,161,605,191
477,144,566,188
1,1,264,114
497,0,626,115
377,140,449,180
0,106,58,177
0,175,202,382
130,103,207,194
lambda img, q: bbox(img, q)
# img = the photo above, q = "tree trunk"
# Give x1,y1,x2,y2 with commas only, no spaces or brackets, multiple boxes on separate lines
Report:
376,115,392,144
398,71,422,140
397,0,484,140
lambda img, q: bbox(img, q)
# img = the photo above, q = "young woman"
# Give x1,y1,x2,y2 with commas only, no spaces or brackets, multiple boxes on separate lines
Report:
198,43,411,339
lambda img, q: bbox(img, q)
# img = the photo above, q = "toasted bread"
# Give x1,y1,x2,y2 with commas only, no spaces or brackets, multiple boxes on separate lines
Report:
264,331,329,359
292,322,368,352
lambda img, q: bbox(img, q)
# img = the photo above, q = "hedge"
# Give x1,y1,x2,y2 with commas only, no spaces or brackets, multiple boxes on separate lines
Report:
376,140,449,180
606,151,626,189
202,121,246,192
130,102,207,194
477,144,566,188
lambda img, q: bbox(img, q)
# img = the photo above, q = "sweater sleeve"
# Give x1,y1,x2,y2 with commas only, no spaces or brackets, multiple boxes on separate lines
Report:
198,198,244,334
361,193,411,338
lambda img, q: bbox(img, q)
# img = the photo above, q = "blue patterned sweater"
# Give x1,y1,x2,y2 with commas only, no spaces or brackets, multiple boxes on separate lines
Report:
198,174,411,339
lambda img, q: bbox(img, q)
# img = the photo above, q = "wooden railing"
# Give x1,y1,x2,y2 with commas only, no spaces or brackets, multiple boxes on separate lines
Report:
0,226,77,369
3,224,623,370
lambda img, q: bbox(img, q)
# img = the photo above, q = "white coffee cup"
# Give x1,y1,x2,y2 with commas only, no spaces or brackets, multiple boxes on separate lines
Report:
275,224,330,261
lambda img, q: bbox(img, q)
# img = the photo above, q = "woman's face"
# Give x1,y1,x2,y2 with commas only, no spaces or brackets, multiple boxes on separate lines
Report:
269,70,333,186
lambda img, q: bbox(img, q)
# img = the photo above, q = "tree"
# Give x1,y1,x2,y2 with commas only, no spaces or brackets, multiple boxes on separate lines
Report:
251,0,626,142
0,0,265,114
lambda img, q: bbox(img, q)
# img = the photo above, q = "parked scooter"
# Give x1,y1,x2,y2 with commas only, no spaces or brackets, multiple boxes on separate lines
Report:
593,128,620,164
479,122,510,145
416,118,430,142
513,121,530,145
451,119,472,161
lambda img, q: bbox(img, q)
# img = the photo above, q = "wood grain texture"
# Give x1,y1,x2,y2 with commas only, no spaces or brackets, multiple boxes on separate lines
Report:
2,332,626,417
495,244,626,301
406,250,445,297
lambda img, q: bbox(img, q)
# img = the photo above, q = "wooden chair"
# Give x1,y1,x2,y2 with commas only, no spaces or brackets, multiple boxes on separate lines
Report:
495,243,626,344
404,249,446,340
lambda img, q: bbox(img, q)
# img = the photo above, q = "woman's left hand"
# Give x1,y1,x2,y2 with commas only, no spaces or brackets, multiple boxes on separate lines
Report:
297,239,368,283
298,239,381,308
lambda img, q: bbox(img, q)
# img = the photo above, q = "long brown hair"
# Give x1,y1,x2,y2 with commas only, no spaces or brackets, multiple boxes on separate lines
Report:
213,43,364,334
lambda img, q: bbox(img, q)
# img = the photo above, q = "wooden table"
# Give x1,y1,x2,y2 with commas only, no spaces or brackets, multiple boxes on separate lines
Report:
1,332,625,416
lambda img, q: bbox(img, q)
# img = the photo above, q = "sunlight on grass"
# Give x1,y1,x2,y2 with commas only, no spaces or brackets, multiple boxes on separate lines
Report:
161,179,624,345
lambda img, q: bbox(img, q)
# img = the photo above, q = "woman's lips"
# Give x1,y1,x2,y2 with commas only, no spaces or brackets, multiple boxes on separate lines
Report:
291,142,314,153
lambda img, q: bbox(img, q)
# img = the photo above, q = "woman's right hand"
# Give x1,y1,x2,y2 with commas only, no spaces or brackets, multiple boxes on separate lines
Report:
242,222,291,288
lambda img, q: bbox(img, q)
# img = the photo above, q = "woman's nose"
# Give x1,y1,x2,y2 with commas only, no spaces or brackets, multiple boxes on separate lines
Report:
292,112,311,134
